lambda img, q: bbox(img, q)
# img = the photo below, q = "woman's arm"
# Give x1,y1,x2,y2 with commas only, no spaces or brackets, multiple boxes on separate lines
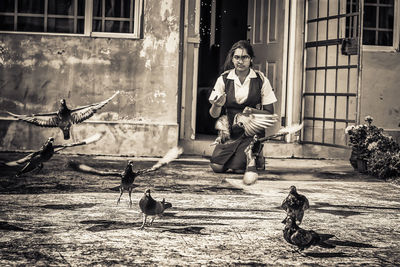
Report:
209,94,226,118
262,104,274,114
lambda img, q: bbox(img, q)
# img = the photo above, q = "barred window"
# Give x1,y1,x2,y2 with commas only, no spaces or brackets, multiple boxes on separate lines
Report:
363,0,397,46
0,0,143,38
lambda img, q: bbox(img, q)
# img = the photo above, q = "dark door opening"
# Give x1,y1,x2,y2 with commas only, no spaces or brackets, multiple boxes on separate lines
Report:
195,0,248,136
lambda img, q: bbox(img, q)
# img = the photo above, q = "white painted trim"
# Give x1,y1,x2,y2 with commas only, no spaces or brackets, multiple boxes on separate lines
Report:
190,0,201,140
281,0,289,122
0,31,87,37
90,32,140,39
179,0,189,139
285,0,297,142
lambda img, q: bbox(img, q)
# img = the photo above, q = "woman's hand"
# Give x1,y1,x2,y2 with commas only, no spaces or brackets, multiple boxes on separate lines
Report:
210,93,226,107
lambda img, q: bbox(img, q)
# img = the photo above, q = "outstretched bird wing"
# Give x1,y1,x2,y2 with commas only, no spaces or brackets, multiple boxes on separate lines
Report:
5,132,105,167
5,111,61,128
4,151,41,166
70,91,119,124
53,132,105,152
137,146,183,175
2,91,119,127
234,112,278,137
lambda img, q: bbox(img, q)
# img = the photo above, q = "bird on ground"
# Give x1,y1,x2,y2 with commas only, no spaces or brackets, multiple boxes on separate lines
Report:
68,146,183,207
4,133,104,177
281,185,310,225
3,91,119,140
283,213,335,253
139,188,172,229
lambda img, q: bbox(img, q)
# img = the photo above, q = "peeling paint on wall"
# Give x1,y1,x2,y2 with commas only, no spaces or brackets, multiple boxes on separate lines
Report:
66,56,111,65
0,0,182,156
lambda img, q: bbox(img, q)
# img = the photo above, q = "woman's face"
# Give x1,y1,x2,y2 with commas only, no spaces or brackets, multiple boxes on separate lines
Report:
232,48,251,72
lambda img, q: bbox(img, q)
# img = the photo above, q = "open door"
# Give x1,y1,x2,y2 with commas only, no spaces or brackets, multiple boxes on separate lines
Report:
181,0,288,155
247,0,288,135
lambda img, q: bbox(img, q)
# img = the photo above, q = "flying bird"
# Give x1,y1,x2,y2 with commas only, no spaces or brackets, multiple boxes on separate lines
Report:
234,107,278,137
4,91,119,140
5,132,104,177
139,188,172,229
68,146,183,207
281,185,310,225
283,213,335,253
211,108,303,146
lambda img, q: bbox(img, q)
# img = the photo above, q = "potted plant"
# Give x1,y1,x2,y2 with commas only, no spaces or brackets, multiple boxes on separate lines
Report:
345,116,400,178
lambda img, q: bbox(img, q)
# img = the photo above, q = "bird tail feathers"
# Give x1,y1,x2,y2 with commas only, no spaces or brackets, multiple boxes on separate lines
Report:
67,160,120,176
259,123,304,142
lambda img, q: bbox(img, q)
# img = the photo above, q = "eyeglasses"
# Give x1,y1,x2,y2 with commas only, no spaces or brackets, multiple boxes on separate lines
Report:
233,55,251,61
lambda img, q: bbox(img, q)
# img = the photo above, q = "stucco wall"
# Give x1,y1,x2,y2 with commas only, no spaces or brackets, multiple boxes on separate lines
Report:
360,51,400,142
0,0,181,156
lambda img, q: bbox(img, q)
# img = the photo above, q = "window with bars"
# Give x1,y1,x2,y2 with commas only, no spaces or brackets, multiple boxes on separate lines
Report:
0,0,142,38
363,0,399,48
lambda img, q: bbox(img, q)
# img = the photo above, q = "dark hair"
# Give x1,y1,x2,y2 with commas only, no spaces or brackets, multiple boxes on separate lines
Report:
222,40,255,71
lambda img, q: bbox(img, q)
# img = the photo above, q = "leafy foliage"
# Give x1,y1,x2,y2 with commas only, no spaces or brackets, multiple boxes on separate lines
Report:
345,116,400,179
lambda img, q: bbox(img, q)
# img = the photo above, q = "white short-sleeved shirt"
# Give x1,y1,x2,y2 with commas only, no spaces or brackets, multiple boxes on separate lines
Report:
209,68,277,105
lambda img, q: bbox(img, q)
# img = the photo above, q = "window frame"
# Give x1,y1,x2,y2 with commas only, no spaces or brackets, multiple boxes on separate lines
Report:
362,0,400,52
0,0,143,39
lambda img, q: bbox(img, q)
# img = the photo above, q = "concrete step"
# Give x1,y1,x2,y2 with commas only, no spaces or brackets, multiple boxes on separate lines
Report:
180,135,351,160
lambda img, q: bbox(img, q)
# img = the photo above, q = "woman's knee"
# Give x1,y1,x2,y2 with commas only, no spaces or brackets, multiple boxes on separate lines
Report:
210,163,226,173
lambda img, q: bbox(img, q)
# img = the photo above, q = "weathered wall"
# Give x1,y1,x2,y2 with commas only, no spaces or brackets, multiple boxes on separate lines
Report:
361,51,400,142
0,0,181,156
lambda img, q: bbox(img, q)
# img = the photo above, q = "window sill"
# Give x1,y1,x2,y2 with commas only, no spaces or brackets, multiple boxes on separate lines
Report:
0,31,87,38
362,45,399,53
0,31,141,39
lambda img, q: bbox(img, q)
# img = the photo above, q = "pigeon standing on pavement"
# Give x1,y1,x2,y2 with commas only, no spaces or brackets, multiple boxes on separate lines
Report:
68,146,183,207
281,185,310,225
68,160,139,207
283,213,335,253
139,188,172,229
4,133,104,177
4,91,119,140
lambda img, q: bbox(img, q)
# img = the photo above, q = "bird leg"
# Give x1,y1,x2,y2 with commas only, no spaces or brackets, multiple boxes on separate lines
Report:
34,163,44,174
128,188,133,208
140,214,147,230
293,248,307,257
117,187,123,205
149,217,155,226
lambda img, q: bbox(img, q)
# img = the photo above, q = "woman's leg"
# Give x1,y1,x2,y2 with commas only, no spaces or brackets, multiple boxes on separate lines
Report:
210,163,227,173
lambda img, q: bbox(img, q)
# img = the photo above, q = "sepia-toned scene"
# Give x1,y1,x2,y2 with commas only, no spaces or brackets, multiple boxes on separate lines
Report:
0,0,399,266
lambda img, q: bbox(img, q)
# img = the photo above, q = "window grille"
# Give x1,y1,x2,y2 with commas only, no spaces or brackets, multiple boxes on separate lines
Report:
363,0,395,46
0,0,142,38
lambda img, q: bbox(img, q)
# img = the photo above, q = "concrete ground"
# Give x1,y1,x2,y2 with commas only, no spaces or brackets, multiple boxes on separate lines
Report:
0,152,399,266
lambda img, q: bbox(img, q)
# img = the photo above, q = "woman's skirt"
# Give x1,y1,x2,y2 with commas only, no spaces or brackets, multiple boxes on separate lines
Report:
210,136,253,171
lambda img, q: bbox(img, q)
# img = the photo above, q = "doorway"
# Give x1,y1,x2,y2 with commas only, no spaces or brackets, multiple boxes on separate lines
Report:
180,0,288,156
195,0,248,136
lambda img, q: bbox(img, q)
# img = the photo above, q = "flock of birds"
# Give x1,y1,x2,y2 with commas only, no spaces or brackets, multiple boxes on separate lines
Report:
0,93,337,251
1,91,181,229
